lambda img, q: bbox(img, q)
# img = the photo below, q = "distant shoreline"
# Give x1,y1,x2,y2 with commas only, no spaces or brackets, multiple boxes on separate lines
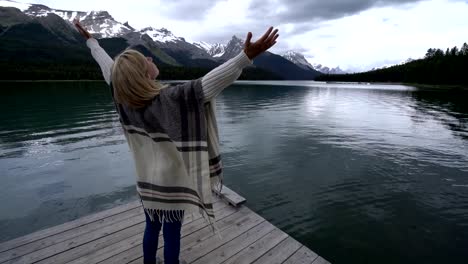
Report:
324,81,468,90
0,80,106,82
1,80,467,90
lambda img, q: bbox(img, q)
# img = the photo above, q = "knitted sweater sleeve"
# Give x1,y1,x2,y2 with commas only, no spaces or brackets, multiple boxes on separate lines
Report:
201,51,252,102
86,38,114,85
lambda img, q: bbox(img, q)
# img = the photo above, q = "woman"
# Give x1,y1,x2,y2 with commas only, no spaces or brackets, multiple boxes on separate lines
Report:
74,19,278,264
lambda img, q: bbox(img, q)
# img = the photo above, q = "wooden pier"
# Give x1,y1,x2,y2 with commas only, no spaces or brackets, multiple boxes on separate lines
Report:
0,186,330,264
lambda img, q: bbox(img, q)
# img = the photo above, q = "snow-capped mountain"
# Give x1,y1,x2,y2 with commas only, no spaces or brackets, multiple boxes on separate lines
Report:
74,11,133,38
140,27,183,43
1,0,324,79
209,43,226,57
313,64,346,74
193,36,241,61
137,27,213,62
0,0,132,38
282,51,314,70
219,36,244,60
1,0,213,64
193,41,212,52
282,51,346,74
193,42,226,58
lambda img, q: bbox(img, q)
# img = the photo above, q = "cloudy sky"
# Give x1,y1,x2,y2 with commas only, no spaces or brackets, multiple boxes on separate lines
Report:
13,0,468,71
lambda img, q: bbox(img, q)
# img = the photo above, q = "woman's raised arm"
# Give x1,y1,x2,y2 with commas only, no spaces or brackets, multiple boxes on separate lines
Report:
74,19,114,85
201,27,279,102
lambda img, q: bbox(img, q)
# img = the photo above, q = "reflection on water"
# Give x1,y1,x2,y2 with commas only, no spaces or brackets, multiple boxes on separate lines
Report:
0,82,136,241
0,81,467,264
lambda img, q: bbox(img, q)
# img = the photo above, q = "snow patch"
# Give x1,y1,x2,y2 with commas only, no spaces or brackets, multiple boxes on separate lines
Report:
213,52,225,58
112,23,122,33
193,41,212,52
283,50,346,74
51,10,64,18
78,11,90,21
141,27,180,43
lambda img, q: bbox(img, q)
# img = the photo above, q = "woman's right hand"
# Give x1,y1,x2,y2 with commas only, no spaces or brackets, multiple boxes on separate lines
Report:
243,27,279,60
73,18,92,40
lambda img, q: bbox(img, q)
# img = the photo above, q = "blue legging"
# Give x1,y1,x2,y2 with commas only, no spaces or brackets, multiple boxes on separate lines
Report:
143,210,183,264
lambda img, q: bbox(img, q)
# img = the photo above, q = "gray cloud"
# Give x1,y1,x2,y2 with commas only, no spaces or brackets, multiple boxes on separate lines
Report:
161,0,226,20
190,0,466,57
194,24,315,57
195,0,425,45
194,22,274,44
248,0,424,23
194,20,318,47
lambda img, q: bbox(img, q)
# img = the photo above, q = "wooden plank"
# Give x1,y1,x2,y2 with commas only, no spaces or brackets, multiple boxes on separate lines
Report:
0,200,141,253
179,210,265,263
213,185,246,207
55,204,233,264
98,202,237,264
252,236,302,264
283,246,319,264
34,222,145,264
192,221,276,264
176,207,253,254
128,257,143,264
312,256,331,264
67,232,142,264
0,207,143,263
6,198,225,264
130,204,251,264
223,228,289,264
10,213,145,264
99,205,236,264
107,246,144,264
82,203,235,264
1,186,330,264
131,207,254,264
120,222,318,264
176,205,240,244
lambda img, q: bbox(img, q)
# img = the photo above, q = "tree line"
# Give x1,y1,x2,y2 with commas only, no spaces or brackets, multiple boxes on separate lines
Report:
316,42,468,85
0,62,282,81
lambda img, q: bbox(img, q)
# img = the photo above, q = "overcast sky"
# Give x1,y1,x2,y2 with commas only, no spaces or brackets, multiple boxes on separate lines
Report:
13,0,468,71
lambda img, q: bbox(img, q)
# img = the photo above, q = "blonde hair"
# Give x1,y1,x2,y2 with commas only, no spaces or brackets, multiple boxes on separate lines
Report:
111,49,167,108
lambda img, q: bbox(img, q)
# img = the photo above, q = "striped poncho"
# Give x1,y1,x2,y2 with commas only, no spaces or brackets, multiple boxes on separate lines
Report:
85,37,252,226
111,79,223,225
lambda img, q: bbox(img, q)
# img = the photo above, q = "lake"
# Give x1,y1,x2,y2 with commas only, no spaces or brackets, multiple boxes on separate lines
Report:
0,81,467,264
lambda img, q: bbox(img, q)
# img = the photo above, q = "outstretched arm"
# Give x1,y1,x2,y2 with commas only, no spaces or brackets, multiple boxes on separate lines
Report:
201,27,279,102
74,19,114,85
201,51,252,102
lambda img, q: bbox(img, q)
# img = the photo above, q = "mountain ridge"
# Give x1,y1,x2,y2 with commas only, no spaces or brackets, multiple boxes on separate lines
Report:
0,0,320,80
282,50,346,74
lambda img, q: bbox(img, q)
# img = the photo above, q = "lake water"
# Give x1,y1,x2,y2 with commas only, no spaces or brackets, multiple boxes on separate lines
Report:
0,81,467,263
